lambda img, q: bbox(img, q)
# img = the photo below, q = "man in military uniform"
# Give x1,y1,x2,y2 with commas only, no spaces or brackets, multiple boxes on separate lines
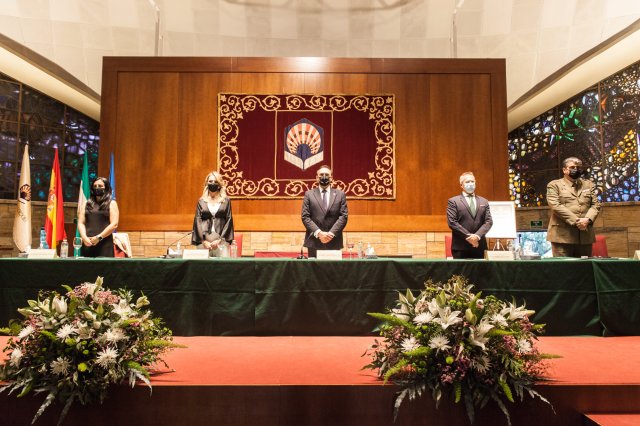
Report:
546,157,600,257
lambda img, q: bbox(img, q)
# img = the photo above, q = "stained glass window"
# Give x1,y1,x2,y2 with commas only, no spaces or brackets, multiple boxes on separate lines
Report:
508,61,640,206
0,72,99,202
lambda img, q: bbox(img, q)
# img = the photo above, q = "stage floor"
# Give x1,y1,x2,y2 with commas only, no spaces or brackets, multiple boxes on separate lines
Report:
2,336,640,425
144,335,640,386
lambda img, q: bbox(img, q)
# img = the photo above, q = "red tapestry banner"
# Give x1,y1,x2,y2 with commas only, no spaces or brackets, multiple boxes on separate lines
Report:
218,94,395,199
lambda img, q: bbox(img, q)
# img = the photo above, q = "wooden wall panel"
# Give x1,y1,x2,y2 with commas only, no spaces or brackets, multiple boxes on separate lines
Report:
114,73,180,219
100,57,508,232
177,73,229,215
426,74,495,214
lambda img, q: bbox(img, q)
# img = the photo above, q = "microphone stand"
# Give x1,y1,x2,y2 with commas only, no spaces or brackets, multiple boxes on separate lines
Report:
165,232,193,258
297,232,314,259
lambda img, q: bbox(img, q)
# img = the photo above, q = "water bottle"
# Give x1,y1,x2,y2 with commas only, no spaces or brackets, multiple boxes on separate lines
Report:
230,240,238,258
60,238,68,258
39,227,48,249
357,241,363,259
219,240,229,258
506,239,515,260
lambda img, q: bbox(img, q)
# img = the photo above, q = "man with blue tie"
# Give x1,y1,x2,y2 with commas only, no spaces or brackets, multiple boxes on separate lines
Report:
446,172,493,259
301,165,348,258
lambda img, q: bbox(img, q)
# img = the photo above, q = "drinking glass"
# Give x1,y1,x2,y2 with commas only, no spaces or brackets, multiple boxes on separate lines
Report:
347,241,355,259
73,237,83,258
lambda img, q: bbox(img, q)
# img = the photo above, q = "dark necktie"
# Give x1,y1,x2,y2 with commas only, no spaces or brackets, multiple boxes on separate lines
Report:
321,189,327,208
468,195,476,216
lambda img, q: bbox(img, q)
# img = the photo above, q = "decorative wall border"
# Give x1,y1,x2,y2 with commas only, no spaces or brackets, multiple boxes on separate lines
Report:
218,93,395,199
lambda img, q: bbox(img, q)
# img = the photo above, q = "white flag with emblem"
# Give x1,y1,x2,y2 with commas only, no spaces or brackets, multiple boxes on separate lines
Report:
13,144,32,252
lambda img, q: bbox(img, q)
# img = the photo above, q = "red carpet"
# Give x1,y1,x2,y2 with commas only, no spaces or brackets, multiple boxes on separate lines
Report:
142,335,640,386
2,336,640,425
4,336,640,386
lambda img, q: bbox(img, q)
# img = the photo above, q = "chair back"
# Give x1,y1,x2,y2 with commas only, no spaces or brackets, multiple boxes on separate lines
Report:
592,235,608,257
234,233,243,257
113,233,132,258
445,235,453,258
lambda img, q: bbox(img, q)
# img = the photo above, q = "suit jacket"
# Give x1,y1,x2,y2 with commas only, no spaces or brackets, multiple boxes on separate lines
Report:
301,187,348,250
546,177,600,244
191,198,234,245
446,194,493,251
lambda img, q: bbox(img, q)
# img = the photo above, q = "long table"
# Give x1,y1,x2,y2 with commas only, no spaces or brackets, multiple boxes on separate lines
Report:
1,258,638,336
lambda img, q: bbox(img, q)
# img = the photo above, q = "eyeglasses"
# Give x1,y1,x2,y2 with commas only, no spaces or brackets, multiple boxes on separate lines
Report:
566,166,581,170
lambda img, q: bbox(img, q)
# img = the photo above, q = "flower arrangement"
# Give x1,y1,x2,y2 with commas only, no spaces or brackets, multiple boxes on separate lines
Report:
364,275,554,425
0,277,184,425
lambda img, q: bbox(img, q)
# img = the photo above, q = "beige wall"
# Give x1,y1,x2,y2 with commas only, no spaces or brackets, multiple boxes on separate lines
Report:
2,200,639,258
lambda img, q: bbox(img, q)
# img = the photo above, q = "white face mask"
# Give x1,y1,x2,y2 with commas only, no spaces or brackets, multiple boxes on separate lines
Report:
463,182,475,194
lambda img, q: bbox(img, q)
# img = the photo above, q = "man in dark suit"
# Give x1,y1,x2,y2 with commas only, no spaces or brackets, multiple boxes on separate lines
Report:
301,165,348,258
446,172,493,259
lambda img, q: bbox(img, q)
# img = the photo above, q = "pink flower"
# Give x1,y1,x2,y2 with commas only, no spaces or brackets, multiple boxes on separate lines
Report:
93,291,119,305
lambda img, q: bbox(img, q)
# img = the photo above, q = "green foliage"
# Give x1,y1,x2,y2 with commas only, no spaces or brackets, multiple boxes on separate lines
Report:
383,359,409,384
500,380,514,403
363,275,554,425
0,277,184,425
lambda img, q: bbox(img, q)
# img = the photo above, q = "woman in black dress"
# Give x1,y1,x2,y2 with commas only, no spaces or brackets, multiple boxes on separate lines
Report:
191,171,234,256
77,177,120,257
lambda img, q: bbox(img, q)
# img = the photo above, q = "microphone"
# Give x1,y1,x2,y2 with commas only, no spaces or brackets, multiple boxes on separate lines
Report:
297,232,314,259
165,232,193,258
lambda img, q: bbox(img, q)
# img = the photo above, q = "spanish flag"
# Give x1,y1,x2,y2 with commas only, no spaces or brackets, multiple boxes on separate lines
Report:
44,148,66,248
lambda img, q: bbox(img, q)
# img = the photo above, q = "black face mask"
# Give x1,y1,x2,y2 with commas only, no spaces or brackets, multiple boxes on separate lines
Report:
318,177,330,186
94,188,105,197
568,169,582,179
208,183,221,192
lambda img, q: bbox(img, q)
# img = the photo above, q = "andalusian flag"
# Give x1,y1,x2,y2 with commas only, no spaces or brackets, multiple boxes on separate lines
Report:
76,152,90,238
44,148,67,249
13,144,32,252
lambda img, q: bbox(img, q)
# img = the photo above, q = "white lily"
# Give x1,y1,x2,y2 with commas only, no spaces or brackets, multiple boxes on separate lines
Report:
434,306,462,330
84,282,98,296
427,299,440,316
111,300,133,319
37,300,50,314
467,319,494,351
52,296,68,315
135,295,150,308
491,313,508,328
391,303,411,320
500,303,535,321
476,319,494,335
